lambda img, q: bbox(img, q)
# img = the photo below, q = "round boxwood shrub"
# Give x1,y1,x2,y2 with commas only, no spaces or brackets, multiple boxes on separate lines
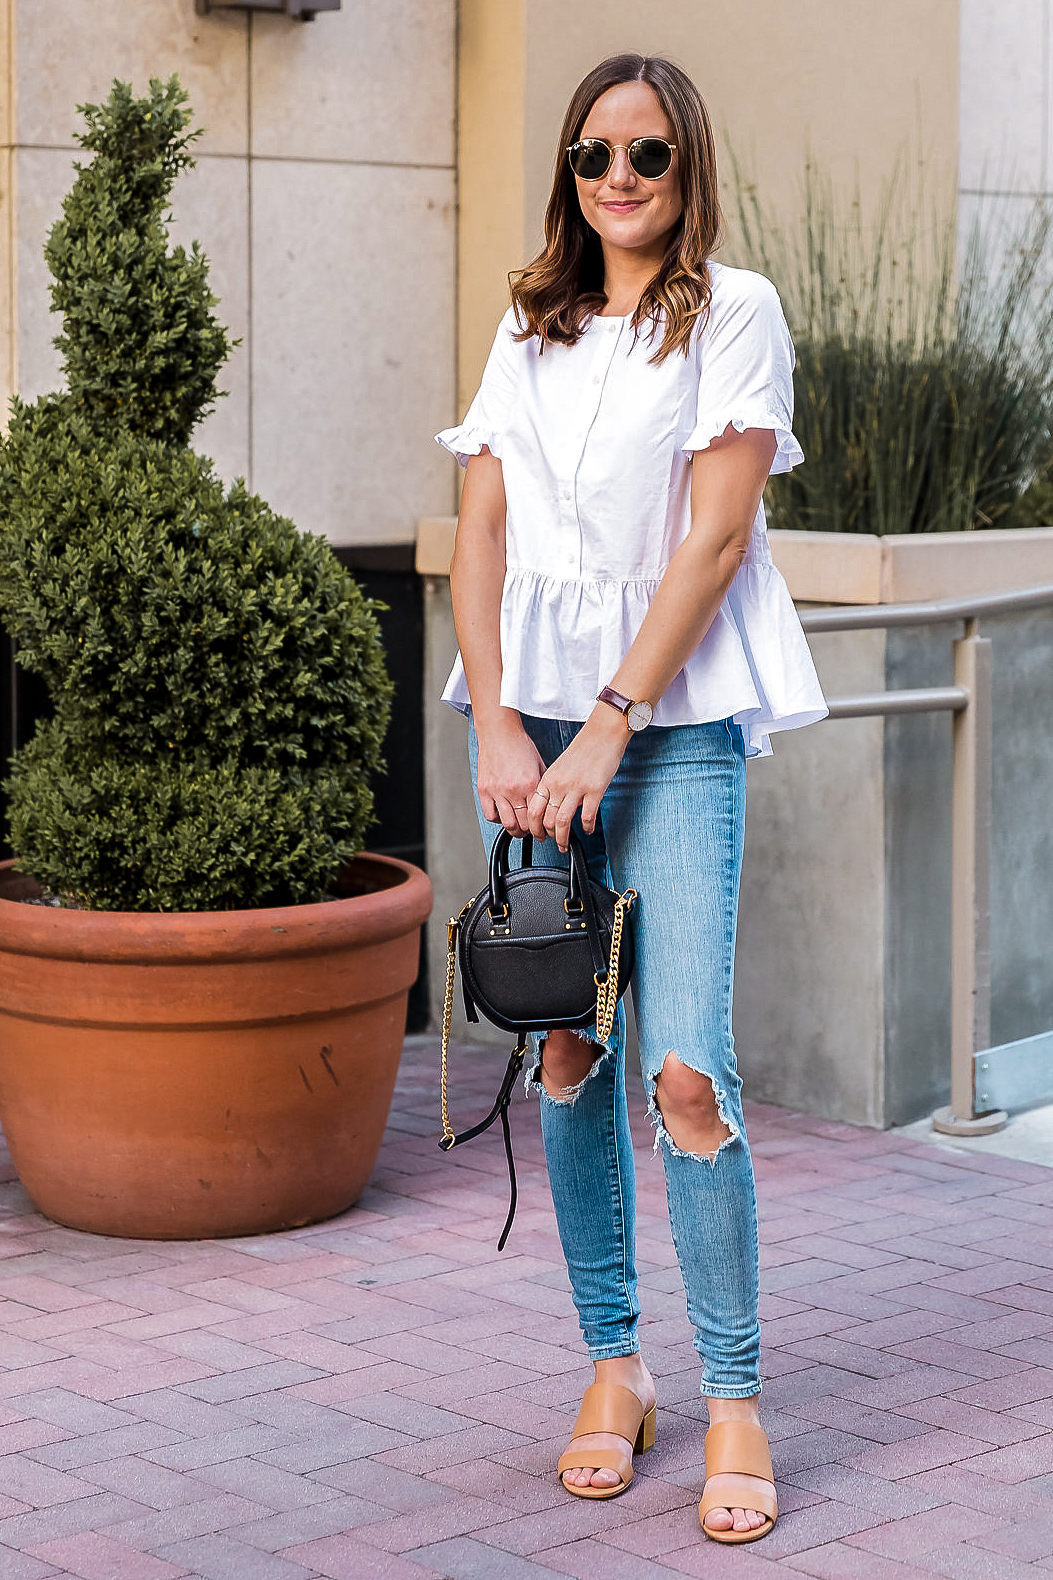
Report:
0,77,391,910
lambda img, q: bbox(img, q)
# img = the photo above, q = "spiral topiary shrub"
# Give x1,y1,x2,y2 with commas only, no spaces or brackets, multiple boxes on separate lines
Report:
0,78,391,910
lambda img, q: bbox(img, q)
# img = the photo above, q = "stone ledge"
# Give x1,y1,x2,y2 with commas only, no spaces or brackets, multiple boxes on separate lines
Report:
775,525,1053,604
417,516,1053,604
416,516,458,576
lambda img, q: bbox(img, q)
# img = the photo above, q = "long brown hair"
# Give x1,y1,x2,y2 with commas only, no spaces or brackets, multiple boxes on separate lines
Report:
510,54,723,363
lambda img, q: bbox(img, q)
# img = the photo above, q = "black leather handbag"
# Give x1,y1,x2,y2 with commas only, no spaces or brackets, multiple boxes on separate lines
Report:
439,827,636,1248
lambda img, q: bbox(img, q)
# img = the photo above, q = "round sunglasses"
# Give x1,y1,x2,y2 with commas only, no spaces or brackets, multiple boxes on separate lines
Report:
567,137,677,182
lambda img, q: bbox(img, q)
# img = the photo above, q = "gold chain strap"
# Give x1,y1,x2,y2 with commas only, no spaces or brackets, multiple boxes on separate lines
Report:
438,911,464,1149
595,887,637,1043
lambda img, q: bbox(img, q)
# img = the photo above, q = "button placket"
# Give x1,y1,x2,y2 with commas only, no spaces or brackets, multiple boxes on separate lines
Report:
558,323,622,577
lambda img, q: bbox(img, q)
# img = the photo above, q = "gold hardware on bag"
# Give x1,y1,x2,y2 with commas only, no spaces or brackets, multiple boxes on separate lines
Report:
594,887,637,1043
441,885,638,1147
439,902,472,1150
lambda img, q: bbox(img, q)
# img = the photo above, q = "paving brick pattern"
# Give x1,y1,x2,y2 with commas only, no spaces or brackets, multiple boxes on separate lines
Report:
2,1032,1052,1578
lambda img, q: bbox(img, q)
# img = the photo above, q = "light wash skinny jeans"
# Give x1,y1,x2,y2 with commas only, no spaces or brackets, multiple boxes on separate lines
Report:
467,712,761,1399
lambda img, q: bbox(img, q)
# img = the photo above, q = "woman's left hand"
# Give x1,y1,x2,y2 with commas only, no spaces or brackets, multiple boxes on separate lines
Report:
526,709,630,851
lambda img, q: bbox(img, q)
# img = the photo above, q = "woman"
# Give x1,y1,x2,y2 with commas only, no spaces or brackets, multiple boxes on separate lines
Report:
437,53,826,1546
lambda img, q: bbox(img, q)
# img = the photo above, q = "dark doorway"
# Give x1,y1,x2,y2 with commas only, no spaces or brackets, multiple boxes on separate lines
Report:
335,545,428,1031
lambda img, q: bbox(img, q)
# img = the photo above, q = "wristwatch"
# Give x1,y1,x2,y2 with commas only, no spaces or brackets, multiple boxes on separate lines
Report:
597,686,653,732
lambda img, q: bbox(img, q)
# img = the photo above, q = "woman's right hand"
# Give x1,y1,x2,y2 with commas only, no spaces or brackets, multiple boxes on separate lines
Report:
474,713,546,834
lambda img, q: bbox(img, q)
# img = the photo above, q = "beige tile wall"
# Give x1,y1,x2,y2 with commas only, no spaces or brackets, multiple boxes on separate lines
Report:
250,0,454,165
6,0,456,544
16,0,249,155
959,0,1047,195
251,158,454,542
958,0,1053,393
13,146,78,403
0,0,16,414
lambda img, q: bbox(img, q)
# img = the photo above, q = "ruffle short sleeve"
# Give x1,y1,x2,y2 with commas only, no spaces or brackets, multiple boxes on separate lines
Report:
435,306,520,467
683,269,804,475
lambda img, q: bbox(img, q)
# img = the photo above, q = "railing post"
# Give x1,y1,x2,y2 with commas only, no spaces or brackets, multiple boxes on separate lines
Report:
932,618,1006,1136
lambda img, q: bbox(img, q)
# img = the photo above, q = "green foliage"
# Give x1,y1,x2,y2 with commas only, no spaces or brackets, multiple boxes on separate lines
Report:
1002,451,1053,529
10,722,375,913
46,77,231,448
728,155,1053,534
0,79,392,910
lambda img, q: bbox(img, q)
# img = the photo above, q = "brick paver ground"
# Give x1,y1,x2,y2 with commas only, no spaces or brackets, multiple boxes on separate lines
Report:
2,1032,1053,1579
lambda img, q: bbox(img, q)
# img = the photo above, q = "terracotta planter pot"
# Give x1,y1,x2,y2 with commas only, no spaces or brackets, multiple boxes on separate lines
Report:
0,854,432,1239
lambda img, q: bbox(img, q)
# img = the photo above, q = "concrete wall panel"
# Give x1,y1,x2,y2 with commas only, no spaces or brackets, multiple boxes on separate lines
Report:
984,609,1053,1049
250,158,455,544
167,155,250,484
882,628,955,1127
13,146,76,403
250,0,455,167
8,1,457,543
883,611,1053,1125
733,630,887,1127
16,0,248,155
0,147,15,413
959,0,1047,193
14,147,250,487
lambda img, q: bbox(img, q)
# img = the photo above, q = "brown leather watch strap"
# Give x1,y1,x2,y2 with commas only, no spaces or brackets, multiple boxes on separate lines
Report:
597,685,632,716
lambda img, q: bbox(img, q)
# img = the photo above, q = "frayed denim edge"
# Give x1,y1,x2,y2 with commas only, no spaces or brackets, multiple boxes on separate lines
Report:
526,1029,612,1105
646,1056,740,1165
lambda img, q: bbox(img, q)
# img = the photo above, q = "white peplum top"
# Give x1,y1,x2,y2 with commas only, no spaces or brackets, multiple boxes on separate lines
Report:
435,260,827,757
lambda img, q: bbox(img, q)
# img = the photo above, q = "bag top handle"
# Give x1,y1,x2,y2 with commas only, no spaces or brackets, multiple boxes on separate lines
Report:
488,825,593,910
486,827,607,979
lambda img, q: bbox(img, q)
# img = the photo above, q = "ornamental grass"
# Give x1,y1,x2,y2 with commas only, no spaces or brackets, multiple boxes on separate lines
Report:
728,154,1053,534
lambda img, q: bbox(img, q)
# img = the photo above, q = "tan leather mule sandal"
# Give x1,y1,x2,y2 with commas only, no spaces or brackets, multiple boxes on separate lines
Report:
557,1382,657,1500
698,1419,779,1543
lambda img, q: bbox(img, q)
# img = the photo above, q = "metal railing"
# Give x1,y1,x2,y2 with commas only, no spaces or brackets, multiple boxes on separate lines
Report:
798,581,1053,1136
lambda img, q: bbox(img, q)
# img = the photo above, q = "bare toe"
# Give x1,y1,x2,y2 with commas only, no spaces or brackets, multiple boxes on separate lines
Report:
591,1468,620,1488
704,1504,770,1535
561,1464,620,1490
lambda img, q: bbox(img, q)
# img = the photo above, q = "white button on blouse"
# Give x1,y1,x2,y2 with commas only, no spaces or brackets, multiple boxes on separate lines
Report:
435,260,827,757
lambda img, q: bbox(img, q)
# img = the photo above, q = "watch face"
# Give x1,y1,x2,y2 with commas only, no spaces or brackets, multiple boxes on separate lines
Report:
626,700,653,732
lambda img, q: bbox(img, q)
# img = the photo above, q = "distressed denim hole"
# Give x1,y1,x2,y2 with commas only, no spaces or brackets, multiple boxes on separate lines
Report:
527,1029,611,1106
648,1052,738,1164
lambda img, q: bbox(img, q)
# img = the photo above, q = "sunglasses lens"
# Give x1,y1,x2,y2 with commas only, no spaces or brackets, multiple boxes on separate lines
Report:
630,139,673,178
569,140,612,180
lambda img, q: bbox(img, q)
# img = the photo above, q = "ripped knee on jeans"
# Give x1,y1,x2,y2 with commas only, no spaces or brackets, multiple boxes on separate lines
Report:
529,1027,609,1106
649,1052,739,1163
